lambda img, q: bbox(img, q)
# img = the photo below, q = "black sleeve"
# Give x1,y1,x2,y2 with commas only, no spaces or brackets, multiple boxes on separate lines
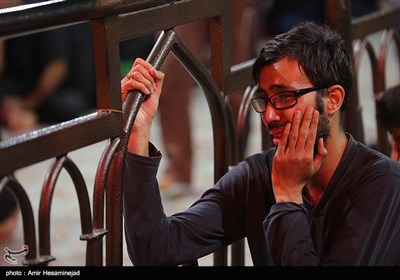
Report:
263,166,400,266
263,203,318,266
123,144,251,266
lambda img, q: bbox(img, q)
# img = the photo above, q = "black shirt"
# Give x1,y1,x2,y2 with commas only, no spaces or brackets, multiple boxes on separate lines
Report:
123,134,400,266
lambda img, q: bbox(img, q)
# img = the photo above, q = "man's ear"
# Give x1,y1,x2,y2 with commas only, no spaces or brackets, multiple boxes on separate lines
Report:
325,85,345,116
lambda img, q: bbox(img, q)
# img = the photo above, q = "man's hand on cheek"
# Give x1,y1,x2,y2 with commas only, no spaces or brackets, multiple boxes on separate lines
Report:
271,106,327,203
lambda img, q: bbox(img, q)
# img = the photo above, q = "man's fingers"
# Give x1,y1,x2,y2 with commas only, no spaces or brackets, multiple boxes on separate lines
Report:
313,137,327,169
295,106,314,150
287,110,301,151
131,58,152,71
276,122,291,156
149,68,165,94
304,108,319,153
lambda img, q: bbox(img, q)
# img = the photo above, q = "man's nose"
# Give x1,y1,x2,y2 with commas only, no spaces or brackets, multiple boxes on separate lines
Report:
261,102,280,123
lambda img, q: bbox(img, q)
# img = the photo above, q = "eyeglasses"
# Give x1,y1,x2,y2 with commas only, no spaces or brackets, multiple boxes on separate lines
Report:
251,86,325,113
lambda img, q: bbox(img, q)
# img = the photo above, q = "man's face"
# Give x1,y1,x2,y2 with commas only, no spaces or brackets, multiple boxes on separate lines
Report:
257,58,330,146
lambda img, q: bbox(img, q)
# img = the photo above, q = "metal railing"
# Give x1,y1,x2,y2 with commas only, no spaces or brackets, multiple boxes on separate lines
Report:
1,0,400,266
0,0,247,266
350,5,400,154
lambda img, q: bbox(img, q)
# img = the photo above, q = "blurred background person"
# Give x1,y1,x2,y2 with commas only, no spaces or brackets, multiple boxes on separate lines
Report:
0,0,96,134
0,0,96,246
261,0,379,38
156,0,259,196
262,0,325,36
376,85,400,161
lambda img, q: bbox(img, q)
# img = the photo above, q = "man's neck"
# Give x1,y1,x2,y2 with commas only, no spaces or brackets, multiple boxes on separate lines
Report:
306,132,349,205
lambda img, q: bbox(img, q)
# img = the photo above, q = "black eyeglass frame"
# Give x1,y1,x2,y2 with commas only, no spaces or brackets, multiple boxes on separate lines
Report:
251,86,326,113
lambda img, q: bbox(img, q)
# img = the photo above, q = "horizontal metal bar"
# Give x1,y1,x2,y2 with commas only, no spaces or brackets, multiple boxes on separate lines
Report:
352,5,400,39
117,0,224,41
228,59,256,93
0,112,122,174
0,0,170,38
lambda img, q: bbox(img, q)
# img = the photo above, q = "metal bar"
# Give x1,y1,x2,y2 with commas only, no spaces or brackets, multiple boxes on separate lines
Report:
91,16,124,112
0,112,122,174
352,5,400,40
105,150,123,266
38,156,104,266
228,59,256,94
117,0,225,41
122,30,176,138
0,0,170,38
93,138,121,266
0,176,38,265
237,86,256,158
96,29,180,266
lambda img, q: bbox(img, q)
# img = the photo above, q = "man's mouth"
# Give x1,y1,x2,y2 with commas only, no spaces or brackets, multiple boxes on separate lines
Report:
268,123,285,145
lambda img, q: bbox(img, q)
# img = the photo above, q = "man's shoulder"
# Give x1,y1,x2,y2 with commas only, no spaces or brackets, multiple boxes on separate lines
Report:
242,149,275,170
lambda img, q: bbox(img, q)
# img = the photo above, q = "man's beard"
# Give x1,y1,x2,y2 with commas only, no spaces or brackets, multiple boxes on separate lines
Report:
315,94,331,154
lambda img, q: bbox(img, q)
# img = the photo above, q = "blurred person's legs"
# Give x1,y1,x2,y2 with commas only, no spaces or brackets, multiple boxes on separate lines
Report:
158,21,208,193
158,2,259,193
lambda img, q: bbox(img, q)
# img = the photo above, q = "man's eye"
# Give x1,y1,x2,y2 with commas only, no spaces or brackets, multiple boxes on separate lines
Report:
276,92,293,101
254,88,267,98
